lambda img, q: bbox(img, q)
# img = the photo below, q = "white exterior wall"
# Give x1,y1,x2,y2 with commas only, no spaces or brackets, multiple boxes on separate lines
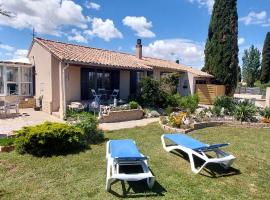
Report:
266,87,270,107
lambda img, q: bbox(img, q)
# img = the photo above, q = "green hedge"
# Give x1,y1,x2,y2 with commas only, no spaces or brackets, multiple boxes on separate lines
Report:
15,122,86,156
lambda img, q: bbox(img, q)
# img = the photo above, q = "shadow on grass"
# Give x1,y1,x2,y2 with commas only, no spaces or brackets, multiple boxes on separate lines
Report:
109,179,167,198
109,166,166,198
23,144,92,158
170,149,241,178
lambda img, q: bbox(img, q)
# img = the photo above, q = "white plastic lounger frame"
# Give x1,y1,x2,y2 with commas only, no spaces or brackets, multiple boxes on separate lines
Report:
106,140,155,191
161,134,236,174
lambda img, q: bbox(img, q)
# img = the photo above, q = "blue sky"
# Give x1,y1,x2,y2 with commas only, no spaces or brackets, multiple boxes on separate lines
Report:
0,0,270,69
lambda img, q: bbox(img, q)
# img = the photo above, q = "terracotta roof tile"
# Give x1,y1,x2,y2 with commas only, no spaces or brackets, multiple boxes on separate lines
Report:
33,37,212,77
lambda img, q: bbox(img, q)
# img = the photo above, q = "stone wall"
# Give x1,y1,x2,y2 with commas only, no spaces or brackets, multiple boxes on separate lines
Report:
99,109,144,123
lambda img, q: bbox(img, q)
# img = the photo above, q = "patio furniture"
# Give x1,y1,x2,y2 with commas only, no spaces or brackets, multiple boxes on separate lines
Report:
106,139,155,191
91,89,102,103
68,102,86,111
0,100,7,117
98,88,107,99
6,97,20,114
161,133,235,174
110,89,119,100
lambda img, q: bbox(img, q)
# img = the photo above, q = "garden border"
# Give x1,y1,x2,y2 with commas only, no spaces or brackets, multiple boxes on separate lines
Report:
159,118,270,133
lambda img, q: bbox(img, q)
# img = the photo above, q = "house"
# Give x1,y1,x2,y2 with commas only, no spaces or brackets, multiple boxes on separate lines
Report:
0,61,33,102
28,38,212,118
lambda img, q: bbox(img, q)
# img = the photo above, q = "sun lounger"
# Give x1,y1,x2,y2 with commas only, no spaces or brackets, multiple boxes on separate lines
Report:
161,134,235,174
106,139,155,191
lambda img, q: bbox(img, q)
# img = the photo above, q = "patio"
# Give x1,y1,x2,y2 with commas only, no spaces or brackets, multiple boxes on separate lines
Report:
0,108,63,136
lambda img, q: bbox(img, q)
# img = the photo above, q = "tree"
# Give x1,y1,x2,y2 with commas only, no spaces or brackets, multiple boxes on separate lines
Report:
260,32,270,84
242,45,261,87
238,66,241,82
203,0,239,95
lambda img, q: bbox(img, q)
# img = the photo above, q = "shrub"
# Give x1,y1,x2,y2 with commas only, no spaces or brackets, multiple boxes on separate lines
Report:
0,137,15,146
129,101,139,109
165,106,173,116
234,100,257,123
160,73,181,94
138,77,167,108
178,94,199,113
166,93,181,107
15,122,85,156
260,107,270,124
214,96,235,115
260,107,270,119
70,112,105,144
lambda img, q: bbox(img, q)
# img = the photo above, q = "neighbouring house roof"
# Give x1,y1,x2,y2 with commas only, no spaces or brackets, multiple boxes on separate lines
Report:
31,37,212,78
0,61,31,66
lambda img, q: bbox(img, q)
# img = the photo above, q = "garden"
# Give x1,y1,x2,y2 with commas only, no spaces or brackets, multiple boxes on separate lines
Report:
1,123,270,199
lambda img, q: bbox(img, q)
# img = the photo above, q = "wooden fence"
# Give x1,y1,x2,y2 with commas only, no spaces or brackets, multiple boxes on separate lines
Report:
196,84,225,105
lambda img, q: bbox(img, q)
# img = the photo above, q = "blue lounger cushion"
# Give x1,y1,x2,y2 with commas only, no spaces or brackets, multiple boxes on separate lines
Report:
164,134,228,152
110,139,147,161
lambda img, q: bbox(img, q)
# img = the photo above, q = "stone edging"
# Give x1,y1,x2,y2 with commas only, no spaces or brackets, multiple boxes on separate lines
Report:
159,118,270,133
0,145,15,153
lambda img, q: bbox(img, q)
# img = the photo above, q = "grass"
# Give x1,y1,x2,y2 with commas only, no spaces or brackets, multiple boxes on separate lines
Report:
0,137,15,146
0,123,270,199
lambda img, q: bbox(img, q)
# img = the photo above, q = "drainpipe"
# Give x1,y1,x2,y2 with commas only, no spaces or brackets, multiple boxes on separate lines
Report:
62,63,70,117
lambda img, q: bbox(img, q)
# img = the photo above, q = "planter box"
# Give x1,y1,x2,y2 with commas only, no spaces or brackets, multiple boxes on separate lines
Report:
0,145,15,153
99,109,144,123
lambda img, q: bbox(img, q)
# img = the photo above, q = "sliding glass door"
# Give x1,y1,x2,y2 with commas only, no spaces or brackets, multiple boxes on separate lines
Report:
81,68,119,100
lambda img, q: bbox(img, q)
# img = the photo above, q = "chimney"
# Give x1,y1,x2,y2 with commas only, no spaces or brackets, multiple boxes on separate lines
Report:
176,60,180,64
136,39,142,59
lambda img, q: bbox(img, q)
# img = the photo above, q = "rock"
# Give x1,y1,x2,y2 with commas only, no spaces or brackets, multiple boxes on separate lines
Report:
149,110,160,118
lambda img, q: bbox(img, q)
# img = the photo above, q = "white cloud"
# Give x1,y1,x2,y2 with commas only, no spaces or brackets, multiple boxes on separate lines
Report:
122,16,155,38
188,0,214,13
143,39,205,68
8,49,29,63
67,29,88,43
239,11,270,27
0,44,15,51
0,0,87,35
238,37,245,45
86,2,101,10
84,18,123,41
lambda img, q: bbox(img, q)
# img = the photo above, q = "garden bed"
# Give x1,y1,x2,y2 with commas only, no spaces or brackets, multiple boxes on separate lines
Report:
159,118,270,133
99,109,144,123
0,137,15,153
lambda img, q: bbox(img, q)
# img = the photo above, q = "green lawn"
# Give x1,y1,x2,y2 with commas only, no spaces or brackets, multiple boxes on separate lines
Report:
0,123,270,200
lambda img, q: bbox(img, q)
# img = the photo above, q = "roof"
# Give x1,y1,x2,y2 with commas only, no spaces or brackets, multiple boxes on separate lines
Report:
31,37,212,77
0,60,31,66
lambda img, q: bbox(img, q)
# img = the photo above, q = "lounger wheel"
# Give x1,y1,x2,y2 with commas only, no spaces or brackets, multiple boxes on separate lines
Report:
147,177,155,189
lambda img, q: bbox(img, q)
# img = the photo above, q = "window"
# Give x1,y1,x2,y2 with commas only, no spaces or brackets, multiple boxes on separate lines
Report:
0,66,4,94
136,71,144,84
0,65,33,96
6,67,19,95
20,67,32,96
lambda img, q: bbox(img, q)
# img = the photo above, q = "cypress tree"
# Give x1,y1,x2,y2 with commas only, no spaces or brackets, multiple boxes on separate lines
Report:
260,32,270,84
203,0,239,95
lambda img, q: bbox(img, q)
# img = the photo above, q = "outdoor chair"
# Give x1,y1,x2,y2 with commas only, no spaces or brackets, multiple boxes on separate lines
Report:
98,88,107,99
0,100,7,116
161,133,235,174
6,97,20,114
91,89,102,103
106,139,155,191
110,89,119,100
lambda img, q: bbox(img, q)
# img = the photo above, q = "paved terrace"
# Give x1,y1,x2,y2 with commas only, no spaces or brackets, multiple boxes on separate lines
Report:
0,109,63,136
0,108,159,136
